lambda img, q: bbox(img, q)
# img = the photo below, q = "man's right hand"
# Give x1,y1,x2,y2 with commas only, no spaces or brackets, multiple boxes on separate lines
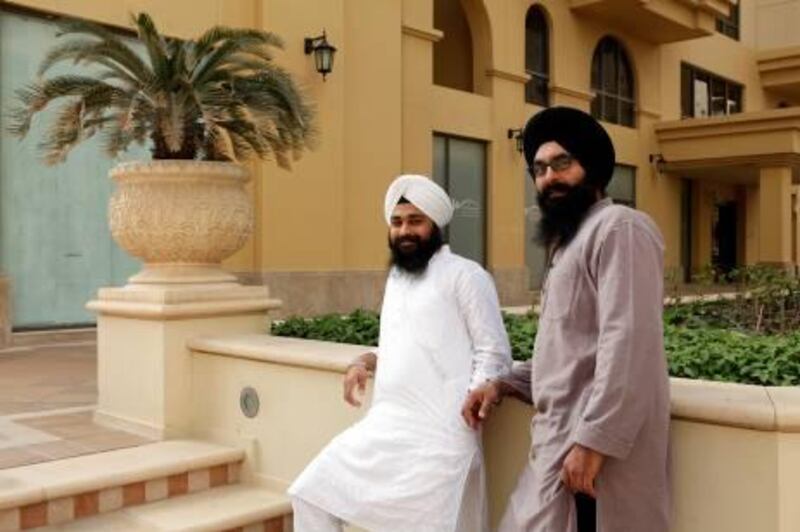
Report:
343,364,371,407
461,380,504,430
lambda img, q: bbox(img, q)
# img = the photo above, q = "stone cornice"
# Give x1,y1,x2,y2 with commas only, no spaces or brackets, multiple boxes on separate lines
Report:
549,84,594,103
401,24,443,43
655,109,800,169
661,153,800,172
486,69,530,84
655,108,800,136
679,0,736,18
758,46,800,71
87,285,281,320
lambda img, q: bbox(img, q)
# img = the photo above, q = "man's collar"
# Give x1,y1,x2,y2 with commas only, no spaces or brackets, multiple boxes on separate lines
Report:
588,197,613,216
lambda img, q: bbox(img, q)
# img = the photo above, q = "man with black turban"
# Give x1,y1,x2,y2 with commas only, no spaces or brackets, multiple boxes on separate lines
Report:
463,107,671,531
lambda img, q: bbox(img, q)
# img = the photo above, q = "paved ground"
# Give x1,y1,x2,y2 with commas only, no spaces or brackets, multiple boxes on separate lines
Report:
0,340,153,469
0,342,96,416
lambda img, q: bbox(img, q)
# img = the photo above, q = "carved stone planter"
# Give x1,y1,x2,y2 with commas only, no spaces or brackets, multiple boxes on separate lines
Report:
109,160,253,285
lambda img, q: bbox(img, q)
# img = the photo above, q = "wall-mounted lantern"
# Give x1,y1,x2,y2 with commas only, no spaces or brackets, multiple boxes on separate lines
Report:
649,153,666,173
304,30,337,81
507,128,524,153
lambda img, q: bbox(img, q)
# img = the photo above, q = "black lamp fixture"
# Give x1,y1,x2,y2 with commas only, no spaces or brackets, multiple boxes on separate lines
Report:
507,128,524,153
304,30,337,81
649,153,666,173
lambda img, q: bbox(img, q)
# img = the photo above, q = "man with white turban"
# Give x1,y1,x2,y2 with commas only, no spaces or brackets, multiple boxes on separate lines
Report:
289,174,512,532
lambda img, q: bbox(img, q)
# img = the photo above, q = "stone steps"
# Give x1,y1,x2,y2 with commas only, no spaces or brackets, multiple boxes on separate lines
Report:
34,484,290,531
0,440,288,531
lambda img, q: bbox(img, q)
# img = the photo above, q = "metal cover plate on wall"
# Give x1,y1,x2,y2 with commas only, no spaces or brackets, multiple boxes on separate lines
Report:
240,386,260,418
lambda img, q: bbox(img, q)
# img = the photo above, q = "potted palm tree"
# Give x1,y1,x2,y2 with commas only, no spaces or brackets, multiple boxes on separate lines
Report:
7,13,315,284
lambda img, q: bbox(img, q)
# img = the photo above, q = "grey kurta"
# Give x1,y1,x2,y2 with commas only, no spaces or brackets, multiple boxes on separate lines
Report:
499,199,671,532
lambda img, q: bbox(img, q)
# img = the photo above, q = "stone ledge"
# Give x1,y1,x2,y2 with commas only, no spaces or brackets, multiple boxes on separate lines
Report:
663,379,800,432
189,335,369,374
670,378,774,431
190,335,800,432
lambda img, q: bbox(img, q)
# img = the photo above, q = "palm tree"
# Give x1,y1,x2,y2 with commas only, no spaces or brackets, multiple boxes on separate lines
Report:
7,13,315,167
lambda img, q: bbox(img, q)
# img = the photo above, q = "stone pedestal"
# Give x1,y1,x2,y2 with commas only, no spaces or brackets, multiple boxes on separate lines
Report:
87,281,281,439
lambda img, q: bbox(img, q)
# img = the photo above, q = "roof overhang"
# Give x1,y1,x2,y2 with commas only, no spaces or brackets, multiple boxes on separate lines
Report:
758,46,800,101
654,109,800,184
570,0,735,44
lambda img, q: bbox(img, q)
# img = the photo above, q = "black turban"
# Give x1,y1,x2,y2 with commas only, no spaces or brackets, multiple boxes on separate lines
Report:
522,106,616,190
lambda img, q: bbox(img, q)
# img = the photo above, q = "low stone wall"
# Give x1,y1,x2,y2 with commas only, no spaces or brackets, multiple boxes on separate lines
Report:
187,334,800,532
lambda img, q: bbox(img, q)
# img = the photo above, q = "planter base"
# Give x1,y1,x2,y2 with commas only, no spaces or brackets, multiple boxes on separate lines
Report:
129,264,239,285
87,281,282,438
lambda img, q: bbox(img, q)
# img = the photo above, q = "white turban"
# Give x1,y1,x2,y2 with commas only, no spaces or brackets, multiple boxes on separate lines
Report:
384,174,454,228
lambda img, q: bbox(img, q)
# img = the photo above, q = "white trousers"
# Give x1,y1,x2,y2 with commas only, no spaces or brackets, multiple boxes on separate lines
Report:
292,497,345,532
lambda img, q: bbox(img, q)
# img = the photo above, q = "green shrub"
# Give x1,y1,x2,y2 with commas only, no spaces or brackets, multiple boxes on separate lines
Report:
272,309,379,346
503,313,537,361
664,326,800,386
272,309,800,386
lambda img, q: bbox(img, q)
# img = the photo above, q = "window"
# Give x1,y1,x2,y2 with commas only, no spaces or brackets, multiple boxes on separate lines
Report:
591,37,635,128
433,0,474,93
716,2,740,40
607,165,636,207
432,135,486,265
681,63,743,118
525,6,549,106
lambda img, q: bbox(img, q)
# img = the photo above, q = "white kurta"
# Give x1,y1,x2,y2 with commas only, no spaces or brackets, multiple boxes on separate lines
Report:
289,246,512,532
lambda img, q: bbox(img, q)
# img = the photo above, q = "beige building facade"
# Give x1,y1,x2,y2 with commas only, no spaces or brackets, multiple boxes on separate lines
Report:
2,0,800,319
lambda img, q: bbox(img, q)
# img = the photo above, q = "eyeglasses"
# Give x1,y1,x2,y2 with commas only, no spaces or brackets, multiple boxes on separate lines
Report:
529,153,575,179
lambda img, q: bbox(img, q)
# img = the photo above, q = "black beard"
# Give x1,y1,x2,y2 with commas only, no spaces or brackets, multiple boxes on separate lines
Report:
388,227,444,274
536,181,599,248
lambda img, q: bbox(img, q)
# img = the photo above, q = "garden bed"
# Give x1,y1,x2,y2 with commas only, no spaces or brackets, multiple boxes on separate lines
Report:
272,300,800,386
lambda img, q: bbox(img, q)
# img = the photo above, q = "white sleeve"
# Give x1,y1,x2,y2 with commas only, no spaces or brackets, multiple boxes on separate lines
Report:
456,268,513,390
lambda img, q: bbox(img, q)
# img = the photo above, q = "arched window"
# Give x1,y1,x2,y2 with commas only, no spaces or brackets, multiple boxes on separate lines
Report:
591,37,635,127
433,0,474,93
525,6,549,106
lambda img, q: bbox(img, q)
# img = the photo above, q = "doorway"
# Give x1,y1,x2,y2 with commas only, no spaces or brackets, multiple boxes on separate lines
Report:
713,201,738,275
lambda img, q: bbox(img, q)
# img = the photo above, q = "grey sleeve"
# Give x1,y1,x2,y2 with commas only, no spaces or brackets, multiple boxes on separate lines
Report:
574,221,665,460
499,359,534,404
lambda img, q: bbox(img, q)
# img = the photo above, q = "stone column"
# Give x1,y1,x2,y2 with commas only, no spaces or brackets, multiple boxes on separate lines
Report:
793,186,800,273
87,282,280,439
758,166,793,268
692,181,715,273
0,275,10,348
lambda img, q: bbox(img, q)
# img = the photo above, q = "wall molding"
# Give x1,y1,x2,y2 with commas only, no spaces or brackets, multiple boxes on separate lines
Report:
549,83,594,103
401,24,443,43
486,68,530,84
